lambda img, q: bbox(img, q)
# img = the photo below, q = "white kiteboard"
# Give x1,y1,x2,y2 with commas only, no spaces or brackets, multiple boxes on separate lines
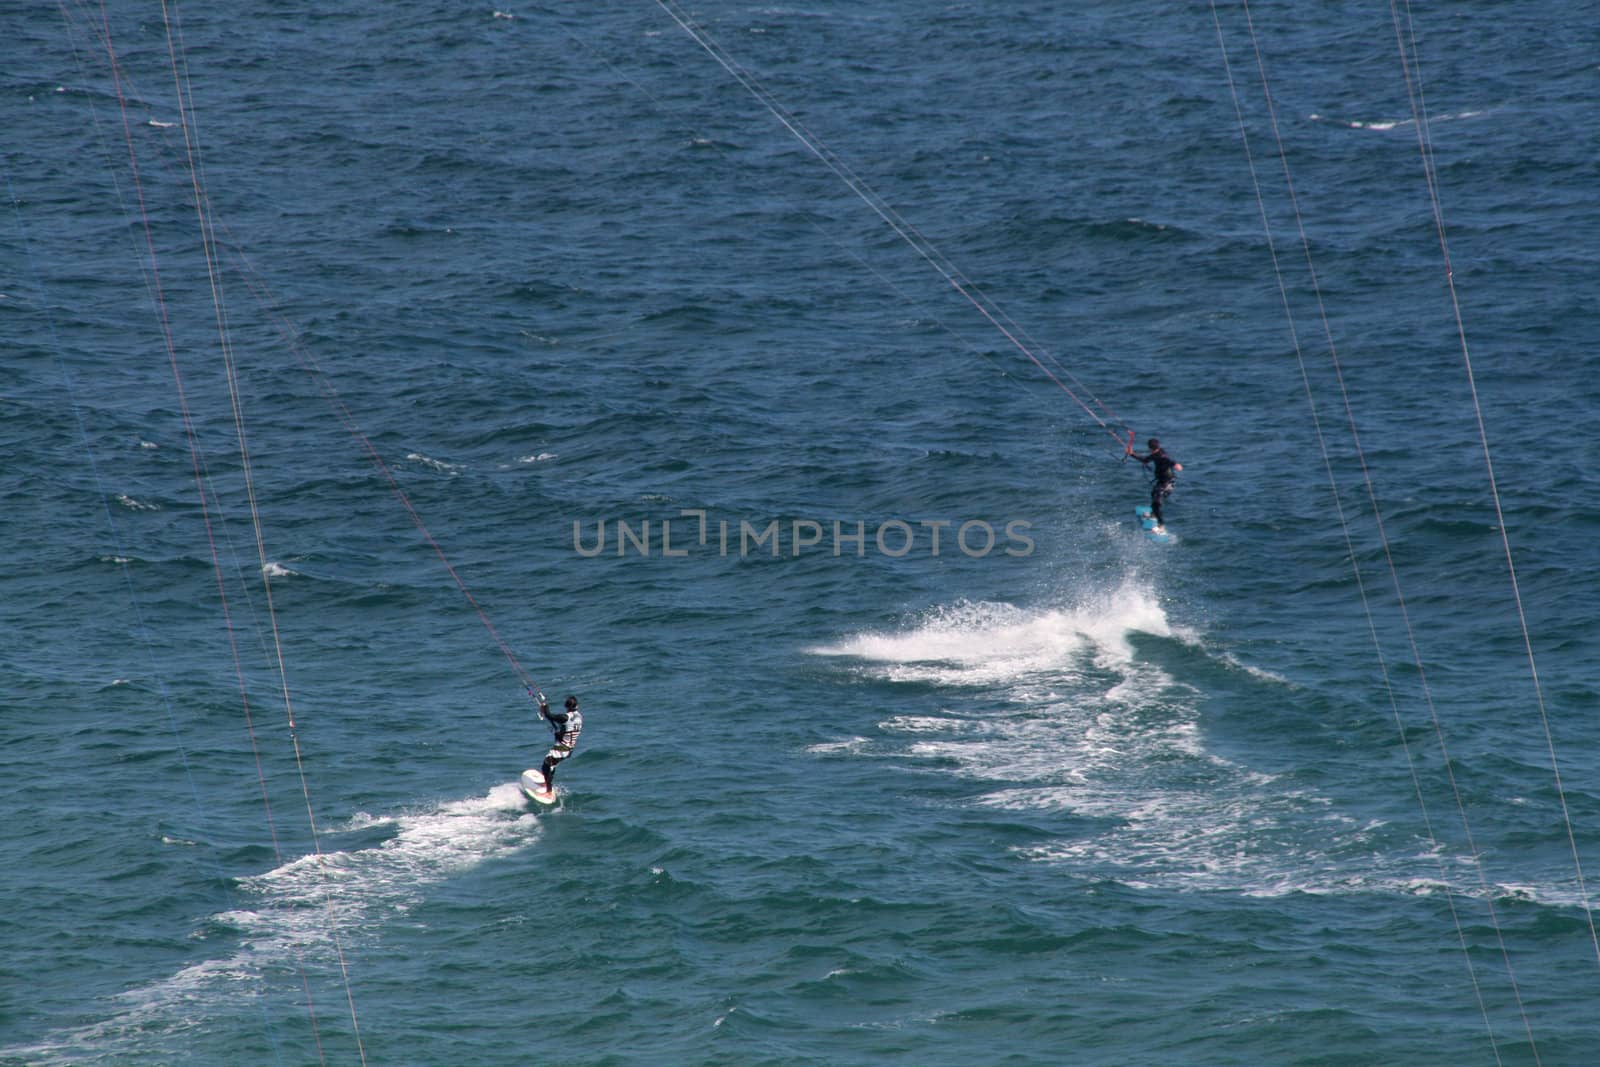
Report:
520,769,558,806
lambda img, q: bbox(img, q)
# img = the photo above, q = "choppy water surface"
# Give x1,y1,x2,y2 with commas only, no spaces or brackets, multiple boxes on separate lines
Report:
4,3,1598,1063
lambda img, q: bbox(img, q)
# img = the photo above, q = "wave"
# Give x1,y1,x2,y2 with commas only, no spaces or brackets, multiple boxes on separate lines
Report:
405,452,463,475
1309,109,1489,132
809,580,1170,689
805,584,1497,900
810,588,1587,906
114,493,160,511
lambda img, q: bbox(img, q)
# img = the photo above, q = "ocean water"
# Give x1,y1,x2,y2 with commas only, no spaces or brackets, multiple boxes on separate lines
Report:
4,2,1598,1064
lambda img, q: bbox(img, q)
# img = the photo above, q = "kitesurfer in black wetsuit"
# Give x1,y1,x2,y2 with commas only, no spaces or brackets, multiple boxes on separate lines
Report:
1127,437,1182,528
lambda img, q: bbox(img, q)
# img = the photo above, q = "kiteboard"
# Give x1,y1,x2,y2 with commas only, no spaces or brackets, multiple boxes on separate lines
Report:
1135,506,1174,544
520,769,558,806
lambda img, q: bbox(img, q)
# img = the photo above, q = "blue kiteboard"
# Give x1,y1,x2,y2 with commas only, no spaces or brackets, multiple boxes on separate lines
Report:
1135,506,1174,544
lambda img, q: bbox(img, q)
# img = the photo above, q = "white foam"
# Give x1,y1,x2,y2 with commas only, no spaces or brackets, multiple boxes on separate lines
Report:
880,715,978,735
339,810,399,832
807,584,1584,904
406,452,462,474
261,561,296,579
807,736,871,756
811,581,1169,688
115,493,159,511
237,783,535,907
14,784,539,1064
807,584,1414,896
1309,109,1487,133
1310,112,1404,130
1219,651,1292,686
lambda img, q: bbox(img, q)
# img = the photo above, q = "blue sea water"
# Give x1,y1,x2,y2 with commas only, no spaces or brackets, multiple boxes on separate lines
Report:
4,2,1599,1063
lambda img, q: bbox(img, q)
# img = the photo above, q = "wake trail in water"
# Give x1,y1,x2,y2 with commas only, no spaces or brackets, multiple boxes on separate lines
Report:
7,784,540,1066
810,583,1569,904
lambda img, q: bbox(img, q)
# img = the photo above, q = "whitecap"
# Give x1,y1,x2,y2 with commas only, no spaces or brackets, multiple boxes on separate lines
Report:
406,452,462,474
810,579,1168,687
807,736,871,756
1312,109,1488,132
879,715,977,734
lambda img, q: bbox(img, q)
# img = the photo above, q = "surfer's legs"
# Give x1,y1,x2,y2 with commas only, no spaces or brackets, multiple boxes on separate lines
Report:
1150,482,1170,525
540,743,575,787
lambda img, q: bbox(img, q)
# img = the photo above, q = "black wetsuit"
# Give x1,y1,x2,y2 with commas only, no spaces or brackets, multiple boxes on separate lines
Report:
1132,447,1178,525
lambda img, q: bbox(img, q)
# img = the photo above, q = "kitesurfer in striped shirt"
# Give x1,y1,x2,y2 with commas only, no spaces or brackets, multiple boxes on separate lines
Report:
532,692,583,793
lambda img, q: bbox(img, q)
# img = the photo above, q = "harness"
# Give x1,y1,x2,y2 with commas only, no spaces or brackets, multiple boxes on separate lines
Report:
547,708,583,749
